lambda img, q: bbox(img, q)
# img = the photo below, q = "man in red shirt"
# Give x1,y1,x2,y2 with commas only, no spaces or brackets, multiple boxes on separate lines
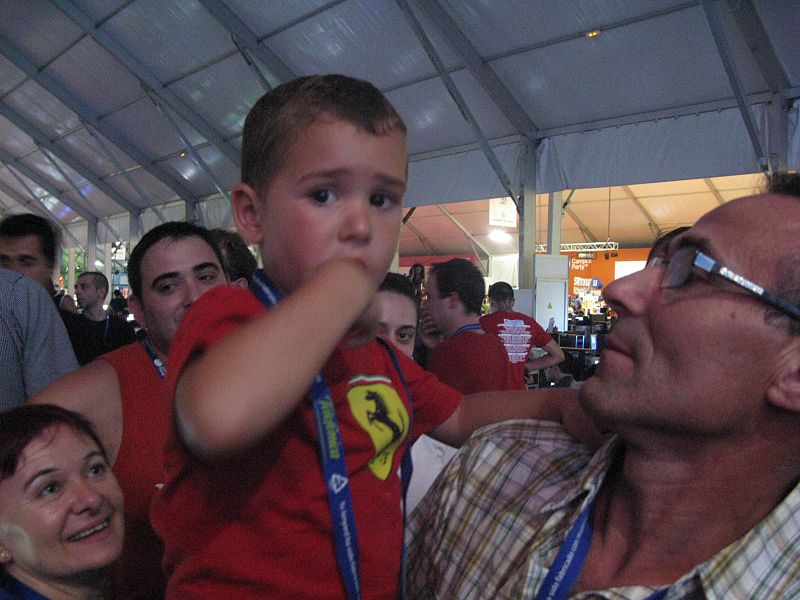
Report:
424,259,516,394
480,281,564,389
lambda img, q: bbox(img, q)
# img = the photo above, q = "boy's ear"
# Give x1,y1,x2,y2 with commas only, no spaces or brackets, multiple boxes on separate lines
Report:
232,183,264,246
766,342,800,413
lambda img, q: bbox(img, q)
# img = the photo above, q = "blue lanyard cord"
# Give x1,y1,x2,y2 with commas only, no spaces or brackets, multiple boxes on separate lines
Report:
453,323,482,336
143,335,166,379
250,270,362,600
534,498,669,600
375,337,414,600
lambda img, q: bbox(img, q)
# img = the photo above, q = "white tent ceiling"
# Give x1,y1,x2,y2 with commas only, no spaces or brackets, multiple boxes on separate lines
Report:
0,0,797,261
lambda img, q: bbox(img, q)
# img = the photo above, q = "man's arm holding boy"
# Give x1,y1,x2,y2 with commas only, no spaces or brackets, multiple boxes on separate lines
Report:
429,387,603,450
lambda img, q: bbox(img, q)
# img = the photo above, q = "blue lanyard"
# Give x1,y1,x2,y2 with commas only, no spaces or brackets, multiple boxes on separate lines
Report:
534,497,669,600
1,575,49,600
250,270,362,600
143,335,166,379
453,323,482,336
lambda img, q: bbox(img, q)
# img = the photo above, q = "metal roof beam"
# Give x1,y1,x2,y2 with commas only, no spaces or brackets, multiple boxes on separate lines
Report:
0,172,84,249
143,86,230,213
397,0,518,212
0,147,97,223
52,0,241,165
82,123,166,224
403,221,442,255
703,178,726,206
724,0,790,92
408,0,539,140
437,204,492,258
0,38,200,206
197,0,295,84
621,185,660,238
564,206,598,242
0,102,142,215
701,0,767,172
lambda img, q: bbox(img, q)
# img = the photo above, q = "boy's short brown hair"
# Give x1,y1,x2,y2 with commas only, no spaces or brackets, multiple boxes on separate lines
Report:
241,74,406,195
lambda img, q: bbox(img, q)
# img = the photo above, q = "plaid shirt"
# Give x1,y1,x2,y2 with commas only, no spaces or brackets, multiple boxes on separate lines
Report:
406,420,800,599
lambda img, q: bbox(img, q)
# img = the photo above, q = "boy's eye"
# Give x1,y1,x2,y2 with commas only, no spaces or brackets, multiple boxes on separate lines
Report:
156,282,178,295
310,189,336,205
369,192,398,209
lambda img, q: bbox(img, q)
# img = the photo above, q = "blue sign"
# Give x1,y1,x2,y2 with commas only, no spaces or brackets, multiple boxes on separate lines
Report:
590,278,603,289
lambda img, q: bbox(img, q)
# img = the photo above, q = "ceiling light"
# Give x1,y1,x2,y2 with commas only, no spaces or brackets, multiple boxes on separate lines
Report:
488,230,513,244
585,29,600,38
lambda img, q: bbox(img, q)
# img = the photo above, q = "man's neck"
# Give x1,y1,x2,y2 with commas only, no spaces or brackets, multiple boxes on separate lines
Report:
576,435,800,590
83,304,107,321
443,314,481,339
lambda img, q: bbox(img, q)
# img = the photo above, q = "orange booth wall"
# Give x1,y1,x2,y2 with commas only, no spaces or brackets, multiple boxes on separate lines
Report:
566,248,650,296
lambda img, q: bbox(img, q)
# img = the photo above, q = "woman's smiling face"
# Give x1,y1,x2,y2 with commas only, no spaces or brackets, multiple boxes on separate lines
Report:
0,425,124,588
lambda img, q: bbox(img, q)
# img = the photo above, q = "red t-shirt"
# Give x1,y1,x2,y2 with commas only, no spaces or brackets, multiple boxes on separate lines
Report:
150,286,461,599
102,342,168,600
428,329,517,394
480,310,553,389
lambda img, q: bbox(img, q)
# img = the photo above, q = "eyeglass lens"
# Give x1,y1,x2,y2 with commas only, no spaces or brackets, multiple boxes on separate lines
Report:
662,247,696,289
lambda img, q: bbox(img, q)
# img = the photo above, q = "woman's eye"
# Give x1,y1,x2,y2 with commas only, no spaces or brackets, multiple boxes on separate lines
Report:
40,482,60,497
310,189,336,205
88,462,107,477
370,192,397,209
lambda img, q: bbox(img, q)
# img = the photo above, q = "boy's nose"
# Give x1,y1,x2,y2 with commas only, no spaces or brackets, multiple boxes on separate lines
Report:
340,202,372,242
601,264,663,318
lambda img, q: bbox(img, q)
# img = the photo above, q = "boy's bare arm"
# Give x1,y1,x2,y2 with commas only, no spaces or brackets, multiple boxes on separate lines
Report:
428,388,603,449
176,259,376,459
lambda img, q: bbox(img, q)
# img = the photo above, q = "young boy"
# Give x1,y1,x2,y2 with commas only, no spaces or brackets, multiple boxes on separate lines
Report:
151,75,593,600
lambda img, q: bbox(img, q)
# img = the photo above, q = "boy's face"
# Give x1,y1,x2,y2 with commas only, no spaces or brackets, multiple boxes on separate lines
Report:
234,118,407,293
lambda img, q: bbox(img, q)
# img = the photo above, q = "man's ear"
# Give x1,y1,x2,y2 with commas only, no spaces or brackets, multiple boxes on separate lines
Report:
127,295,147,330
766,343,800,412
232,183,264,246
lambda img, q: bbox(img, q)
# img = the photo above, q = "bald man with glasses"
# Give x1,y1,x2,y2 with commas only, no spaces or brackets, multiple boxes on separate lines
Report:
407,173,800,600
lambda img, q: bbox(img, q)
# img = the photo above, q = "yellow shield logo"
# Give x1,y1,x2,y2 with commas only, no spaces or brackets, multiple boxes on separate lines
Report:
347,377,409,480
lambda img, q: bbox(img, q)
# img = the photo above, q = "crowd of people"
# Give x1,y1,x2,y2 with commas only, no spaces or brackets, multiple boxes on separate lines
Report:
0,72,798,600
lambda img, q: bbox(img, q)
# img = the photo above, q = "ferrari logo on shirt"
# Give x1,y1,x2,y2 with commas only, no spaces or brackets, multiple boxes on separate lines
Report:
347,375,409,480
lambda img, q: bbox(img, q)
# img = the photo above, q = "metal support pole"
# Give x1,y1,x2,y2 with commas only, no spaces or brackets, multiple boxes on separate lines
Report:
519,139,537,289
547,191,562,256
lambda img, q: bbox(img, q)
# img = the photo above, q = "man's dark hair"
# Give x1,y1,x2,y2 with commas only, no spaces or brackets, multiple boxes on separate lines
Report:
209,228,258,284
487,281,515,302
127,222,224,299
767,172,800,198
379,272,419,318
241,74,406,196
79,270,109,293
646,226,691,265
0,213,59,265
430,259,485,316
0,404,108,480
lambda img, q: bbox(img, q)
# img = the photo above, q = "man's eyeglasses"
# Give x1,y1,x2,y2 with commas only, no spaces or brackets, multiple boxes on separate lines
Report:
652,246,800,323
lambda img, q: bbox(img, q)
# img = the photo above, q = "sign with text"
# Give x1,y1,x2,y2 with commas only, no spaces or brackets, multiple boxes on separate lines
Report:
489,197,517,228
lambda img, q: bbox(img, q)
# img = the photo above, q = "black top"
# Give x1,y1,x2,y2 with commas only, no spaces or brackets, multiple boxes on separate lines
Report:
60,312,136,365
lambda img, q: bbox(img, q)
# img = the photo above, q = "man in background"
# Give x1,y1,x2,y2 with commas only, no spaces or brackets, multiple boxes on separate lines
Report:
74,271,136,360
424,258,515,394
480,280,564,388
0,267,77,411
32,221,228,600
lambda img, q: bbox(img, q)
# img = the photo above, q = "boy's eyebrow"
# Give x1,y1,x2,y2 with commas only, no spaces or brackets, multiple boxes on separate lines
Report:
297,168,406,189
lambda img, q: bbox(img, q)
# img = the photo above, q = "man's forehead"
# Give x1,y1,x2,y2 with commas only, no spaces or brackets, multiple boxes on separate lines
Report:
0,234,45,257
141,235,220,281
